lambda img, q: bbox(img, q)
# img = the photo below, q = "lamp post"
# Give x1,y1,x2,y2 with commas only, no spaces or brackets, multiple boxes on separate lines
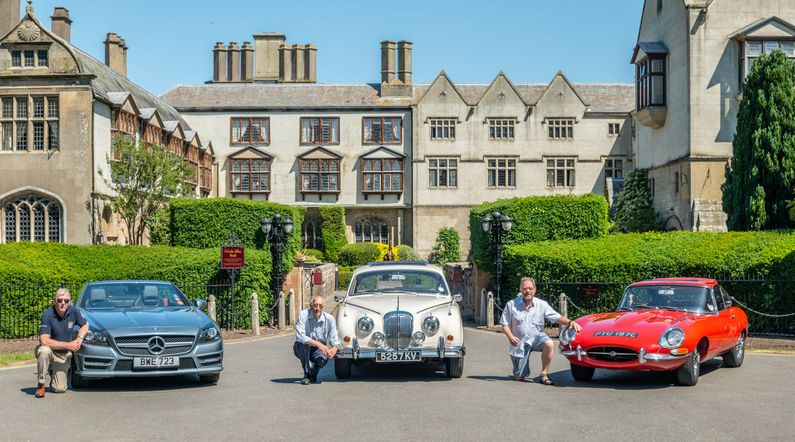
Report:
261,214,294,325
481,211,513,310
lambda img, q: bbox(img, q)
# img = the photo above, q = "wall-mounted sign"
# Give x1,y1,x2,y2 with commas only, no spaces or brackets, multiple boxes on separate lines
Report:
313,270,323,286
221,246,245,269
581,284,600,300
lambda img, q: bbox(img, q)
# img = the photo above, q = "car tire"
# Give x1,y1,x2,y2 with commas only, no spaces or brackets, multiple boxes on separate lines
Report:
334,358,352,378
722,333,745,368
444,357,464,378
199,373,220,384
70,365,89,389
676,349,700,386
570,363,595,381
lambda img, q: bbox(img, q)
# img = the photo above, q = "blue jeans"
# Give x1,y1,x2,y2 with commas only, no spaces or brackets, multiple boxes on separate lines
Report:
293,341,330,381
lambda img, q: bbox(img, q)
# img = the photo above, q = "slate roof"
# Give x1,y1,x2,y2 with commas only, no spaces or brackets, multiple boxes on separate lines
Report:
162,82,634,114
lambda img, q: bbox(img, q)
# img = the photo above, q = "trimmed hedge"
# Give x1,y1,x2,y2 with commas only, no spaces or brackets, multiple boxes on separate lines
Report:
470,194,609,270
320,206,347,262
339,243,381,266
169,198,304,273
0,243,273,338
396,245,420,261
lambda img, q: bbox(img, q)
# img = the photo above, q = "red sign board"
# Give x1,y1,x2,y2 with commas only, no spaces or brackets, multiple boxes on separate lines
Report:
581,284,600,300
221,246,245,269
313,270,323,286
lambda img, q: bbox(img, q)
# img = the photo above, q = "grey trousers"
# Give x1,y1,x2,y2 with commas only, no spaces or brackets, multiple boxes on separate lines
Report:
35,345,71,392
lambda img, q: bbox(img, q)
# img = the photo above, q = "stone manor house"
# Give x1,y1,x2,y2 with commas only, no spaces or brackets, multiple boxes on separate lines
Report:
3,0,791,257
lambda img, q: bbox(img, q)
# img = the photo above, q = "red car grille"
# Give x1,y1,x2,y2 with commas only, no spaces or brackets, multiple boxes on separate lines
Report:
587,346,638,362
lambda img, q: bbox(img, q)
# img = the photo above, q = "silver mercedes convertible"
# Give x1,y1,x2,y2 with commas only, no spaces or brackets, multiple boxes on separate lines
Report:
71,280,223,387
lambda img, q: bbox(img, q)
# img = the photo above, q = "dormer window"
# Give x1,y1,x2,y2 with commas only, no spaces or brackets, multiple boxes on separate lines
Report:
10,49,48,68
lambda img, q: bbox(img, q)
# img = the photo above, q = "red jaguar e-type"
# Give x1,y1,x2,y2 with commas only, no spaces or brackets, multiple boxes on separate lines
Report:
559,278,748,386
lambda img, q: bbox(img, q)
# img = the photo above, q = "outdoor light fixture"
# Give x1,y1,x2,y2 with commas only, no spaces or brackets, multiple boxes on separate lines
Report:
481,212,513,314
260,213,294,324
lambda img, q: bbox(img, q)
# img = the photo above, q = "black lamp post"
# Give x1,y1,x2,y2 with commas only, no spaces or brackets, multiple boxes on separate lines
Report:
261,214,294,323
481,211,513,307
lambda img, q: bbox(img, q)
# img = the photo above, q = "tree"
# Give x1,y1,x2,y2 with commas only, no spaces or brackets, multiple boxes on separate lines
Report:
613,169,661,232
429,227,461,265
723,50,795,230
98,135,193,245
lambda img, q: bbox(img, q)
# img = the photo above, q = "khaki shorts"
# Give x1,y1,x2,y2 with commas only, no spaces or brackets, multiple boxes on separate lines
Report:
35,345,72,393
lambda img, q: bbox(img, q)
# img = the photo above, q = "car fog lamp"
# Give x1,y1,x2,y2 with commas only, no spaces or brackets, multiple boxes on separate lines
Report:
84,330,108,345
357,316,374,334
559,327,577,345
422,315,440,335
371,332,386,346
412,331,426,345
659,327,685,349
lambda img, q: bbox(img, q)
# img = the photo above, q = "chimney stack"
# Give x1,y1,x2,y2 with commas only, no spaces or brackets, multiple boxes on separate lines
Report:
292,44,305,82
50,7,72,42
305,44,317,83
381,41,396,83
227,42,240,82
0,0,20,39
104,32,127,77
213,42,227,82
241,41,254,82
253,33,285,82
279,44,292,83
397,40,412,85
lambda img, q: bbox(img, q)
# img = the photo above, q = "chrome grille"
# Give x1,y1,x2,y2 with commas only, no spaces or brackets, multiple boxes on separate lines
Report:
383,311,413,350
587,346,638,362
113,335,196,356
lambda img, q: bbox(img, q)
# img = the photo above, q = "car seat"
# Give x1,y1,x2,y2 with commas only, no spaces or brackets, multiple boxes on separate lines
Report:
142,285,160,306
90,288,110,308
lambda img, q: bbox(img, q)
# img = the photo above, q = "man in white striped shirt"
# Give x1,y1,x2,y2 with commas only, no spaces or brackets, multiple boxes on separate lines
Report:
293,295,340,385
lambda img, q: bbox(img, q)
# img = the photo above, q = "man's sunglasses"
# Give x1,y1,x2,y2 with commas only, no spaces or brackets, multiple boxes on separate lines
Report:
311,303,325,308
56,299,70,305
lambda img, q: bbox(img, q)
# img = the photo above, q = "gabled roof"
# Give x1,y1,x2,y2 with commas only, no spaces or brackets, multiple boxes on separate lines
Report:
631,41,669,64
360,146,406,159
228,145,272,159
475,71,530,107
297,146,343,160
417,70,471,106
728,16,795,40
535,71,589,107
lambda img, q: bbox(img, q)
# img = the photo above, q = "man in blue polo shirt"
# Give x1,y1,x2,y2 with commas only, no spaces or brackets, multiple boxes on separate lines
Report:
35,288,89,398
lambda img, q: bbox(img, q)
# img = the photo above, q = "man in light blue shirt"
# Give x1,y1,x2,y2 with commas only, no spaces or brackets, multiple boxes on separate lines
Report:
294,295,340,385
500,277,582,385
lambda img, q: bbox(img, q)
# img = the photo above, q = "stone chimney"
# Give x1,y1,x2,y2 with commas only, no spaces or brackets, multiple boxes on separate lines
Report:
227,42,240,82
104,32,127,77
0,0,20,39
213,42,227,83
397,40,412,85
241,41,254,82
50,7,72,42
292,44,305,82
253,32,285,82
279,44,292,82
305,43,317,83
381,40,396,83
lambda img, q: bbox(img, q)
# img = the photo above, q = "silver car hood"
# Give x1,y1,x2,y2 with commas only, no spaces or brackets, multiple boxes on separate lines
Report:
83,308,207,333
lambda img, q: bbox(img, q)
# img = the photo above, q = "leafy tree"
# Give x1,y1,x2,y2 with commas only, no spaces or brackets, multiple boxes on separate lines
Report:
723,50,795,230
430,227,461,265
320,206,347,262
613,169,661,232
98,135,193,245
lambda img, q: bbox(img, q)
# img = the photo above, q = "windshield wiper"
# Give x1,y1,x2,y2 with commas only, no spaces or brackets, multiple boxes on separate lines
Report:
616,307,633,311
629,304,659,310
661,306,688,312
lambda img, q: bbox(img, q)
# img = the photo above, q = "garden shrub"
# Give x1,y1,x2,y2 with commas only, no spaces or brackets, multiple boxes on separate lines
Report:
148,205,171,246
0,242,273,338
302,248,324,262
337,265,357,290
396,245,420,261
613,169,662,232
320,206,347,262
169,198,304,273
338,243,381,266
429,227,461,265
470,194,609,270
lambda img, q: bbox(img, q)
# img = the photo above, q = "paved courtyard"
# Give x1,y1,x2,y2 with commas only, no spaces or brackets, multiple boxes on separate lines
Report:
1,328,793,441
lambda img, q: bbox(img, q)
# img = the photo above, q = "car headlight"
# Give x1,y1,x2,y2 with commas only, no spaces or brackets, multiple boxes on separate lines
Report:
357,316,374,334
559,326,577,346
412,331,426,346
659,327,685,349
422,315,440,335
371,332,385,346
84,330,108,346
200,325,221,342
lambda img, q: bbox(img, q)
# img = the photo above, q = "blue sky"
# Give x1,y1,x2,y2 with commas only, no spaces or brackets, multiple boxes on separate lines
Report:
25,0,643,95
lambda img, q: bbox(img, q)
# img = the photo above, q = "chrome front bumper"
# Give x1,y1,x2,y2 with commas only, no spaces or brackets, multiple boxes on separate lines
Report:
338,336,465,360
74,340,223,379
560,345,690,364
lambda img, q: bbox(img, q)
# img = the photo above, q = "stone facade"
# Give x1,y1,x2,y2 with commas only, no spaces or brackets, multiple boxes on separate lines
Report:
632,0,795,231
0,3,215,245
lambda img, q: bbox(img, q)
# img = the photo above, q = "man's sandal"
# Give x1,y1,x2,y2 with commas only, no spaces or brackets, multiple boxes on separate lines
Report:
539,375,554,385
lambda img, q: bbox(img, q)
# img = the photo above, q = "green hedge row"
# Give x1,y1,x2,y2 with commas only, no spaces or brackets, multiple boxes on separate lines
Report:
320,206,347,262
0,243,273,338
169,198,304,273
502,231,795,332
470,194,609,270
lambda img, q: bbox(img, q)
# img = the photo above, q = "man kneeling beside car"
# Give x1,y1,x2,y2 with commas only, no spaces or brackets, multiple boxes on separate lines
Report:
293,295,340,385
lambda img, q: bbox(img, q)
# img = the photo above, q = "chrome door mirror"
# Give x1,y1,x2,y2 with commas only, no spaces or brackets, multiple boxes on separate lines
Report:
195,299,208,310
452,294,463,303
334,294,345,303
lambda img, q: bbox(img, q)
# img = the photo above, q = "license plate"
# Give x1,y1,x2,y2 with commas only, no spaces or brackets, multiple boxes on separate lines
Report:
375,351,421,362
133,356,179,369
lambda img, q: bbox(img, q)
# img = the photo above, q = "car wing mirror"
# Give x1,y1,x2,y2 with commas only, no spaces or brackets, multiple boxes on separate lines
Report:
334,294,345,303
452,294,463,303
195,299,208,310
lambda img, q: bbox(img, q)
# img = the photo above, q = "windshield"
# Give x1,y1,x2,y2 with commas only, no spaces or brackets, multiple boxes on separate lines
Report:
351,270,448,296
79,282,191,310
618,285,713,313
